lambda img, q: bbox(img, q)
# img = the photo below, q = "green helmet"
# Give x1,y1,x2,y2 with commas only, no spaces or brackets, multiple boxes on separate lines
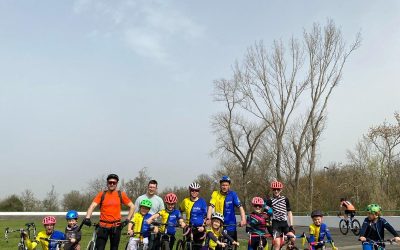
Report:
140,199,152,208
367,203,381,213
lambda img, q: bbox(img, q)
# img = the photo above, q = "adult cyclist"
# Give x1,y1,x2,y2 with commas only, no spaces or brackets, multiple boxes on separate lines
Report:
23,216,66,250
339,198,356,226
206,176,246,241
179,182,208,250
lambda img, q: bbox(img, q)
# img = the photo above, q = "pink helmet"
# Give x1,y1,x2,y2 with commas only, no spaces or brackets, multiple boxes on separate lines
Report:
271,181,284,189
164,193,178,204
251,197,264,206
42,216,57,225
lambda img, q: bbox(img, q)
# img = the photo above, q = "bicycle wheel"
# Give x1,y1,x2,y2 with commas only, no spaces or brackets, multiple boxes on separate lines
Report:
185,241,192,250
339,219,349,235
175,240,184,250
18,244,26,250
87,240,95,250
162,240,170,250
351,219,361,236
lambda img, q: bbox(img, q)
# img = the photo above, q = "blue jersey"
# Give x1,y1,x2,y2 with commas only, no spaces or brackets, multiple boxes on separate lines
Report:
158,209,182,235
49,231,66,250
180,197,207,227
210,190,242,231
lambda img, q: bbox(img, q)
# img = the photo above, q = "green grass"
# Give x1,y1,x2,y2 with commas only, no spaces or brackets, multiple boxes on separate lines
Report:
0,217,250,250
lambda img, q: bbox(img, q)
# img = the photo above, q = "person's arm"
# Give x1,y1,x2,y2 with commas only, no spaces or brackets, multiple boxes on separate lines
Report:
239,206,247,226
24,234,39,250
287,211,294,228
127,216,135,236
146,213,161,224
126,201,135,220
206,231,226,247
85,201,98,220
206,205,213,226
222,229,239,246
383,219,400,238
358,218,369,241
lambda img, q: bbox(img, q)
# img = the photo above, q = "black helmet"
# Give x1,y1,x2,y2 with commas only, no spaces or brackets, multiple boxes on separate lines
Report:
107,174,119,181
311,210,324,218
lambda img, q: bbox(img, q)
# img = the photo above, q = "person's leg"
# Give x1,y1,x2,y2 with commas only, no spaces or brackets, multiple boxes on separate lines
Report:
192,228,206,250
109,226,121,250
169,235,176,250
95,227,109,250
127,238,139,250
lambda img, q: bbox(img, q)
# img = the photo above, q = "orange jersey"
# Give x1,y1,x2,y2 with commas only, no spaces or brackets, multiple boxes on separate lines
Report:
341,200,355,211
94,190,132,228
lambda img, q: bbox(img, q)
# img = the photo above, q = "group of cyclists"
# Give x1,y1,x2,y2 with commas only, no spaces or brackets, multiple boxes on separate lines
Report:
17,173,400,250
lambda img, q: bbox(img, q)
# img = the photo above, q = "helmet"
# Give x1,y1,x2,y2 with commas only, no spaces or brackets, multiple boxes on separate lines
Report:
367,203,381,213
271,181,284,189
189,182,201,190
140,199,152,208
220,176,231,184
107,174,119,181
66,210,79,220
43,216,57,225
211,212,224,223
251,197,264,206
310,210,324,218
164,193,178,203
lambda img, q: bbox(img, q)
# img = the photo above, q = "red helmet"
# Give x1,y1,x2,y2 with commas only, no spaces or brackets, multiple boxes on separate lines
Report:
164,193,178,203
270,181,284,189
251,197,264,206
42,216,57,225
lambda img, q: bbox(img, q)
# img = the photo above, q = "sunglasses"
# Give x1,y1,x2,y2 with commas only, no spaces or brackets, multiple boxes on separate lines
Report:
253,205,263,208
190,189,200,192
272,189,282,191
108,181,118,185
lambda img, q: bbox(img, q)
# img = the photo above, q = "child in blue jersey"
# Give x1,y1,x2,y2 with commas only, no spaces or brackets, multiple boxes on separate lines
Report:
246,197,273,250
127,199,153,250
359,204,400,249
307,210,336,250
147,193,186,250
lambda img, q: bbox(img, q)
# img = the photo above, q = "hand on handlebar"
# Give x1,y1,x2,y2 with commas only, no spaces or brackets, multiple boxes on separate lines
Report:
240,220,247,227
83,218,92,227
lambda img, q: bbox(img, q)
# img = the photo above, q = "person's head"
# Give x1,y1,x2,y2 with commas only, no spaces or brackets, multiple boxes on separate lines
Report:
211,212,224,229
270,181,283,197
189,182,201,198
310,210,324,226
139,199,152,215
65,210,79,227
106,174,119,191
251,197,264,213
147,180,158,196
219,176,231,193
164,193,178,211
367,203,381,220
42,216,56,235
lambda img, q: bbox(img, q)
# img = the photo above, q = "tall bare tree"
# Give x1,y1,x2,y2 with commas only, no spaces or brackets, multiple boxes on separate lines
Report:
20,189,39,211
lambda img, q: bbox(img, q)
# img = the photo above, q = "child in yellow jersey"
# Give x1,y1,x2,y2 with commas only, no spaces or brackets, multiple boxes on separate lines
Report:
307,210,337,250
203,212,239,250
127,199,153,250
23,216,66,250
146,193,186,250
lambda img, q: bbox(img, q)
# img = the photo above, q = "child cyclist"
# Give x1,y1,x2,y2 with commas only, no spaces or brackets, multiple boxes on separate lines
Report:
246,197,273,250
307,210,337,250
359,203,400,249
146,193,186,250
203,212,239,250
127,199,153,250
23,216,66,250
64,210,82,250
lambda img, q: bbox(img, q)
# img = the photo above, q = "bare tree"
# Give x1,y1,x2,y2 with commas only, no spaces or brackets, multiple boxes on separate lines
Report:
62,190,92,211
123,167,151,200
20,189,39,211
41,185,59,211
212,77,269,210
367,112,400,197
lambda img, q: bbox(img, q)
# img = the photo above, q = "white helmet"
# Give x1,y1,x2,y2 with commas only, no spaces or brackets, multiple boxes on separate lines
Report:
189,182,201,190
211,212,224,223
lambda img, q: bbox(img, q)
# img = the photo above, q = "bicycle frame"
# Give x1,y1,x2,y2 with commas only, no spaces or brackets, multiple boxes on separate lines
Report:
4,227,28,250
362,239,397,250
248,233,268,250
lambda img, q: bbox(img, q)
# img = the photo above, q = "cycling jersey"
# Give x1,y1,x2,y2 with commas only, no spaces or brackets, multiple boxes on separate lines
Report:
266,196,291,221
131,212,153,238
209,190,242,232
158,209,182,235
64,224,81,250
93,190,132,228
204,228,234,250
246,211,272,235
340,201,355,211
360,217,399,241
308,223,332,244
25,230,65,250
179,197,207,226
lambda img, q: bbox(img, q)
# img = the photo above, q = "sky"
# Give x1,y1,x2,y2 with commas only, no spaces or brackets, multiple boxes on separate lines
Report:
0,1,399,199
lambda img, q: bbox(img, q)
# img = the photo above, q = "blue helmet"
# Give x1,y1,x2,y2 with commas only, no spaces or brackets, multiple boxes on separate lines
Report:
66,210,79,220
220,175,231,184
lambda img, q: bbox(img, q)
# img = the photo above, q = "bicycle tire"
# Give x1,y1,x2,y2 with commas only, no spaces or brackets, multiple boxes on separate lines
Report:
138,243,144,250
351,219,361,236
161,240,170,250
339,219,349,235
87,240,95,250
185,241,192,250
18,245,26,250
175,239,184,250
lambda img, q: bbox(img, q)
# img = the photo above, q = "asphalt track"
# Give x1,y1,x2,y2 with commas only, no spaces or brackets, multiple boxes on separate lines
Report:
237,226,399,250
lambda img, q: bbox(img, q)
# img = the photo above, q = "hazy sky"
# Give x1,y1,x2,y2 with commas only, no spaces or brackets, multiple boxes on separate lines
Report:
1,1,399,199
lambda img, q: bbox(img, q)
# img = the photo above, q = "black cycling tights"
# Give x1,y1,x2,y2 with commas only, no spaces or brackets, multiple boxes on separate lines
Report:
95,226,121,250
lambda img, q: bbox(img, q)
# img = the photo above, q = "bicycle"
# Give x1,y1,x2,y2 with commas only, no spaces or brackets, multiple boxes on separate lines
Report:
4,227,28,250
151,221,182,250
175,224,206,250
271,232,301,250
361,238,397,250
247,232,268,250
40,237,71,250
300,232,337,250
338,214,361,236
125,231,148,250
84,222,100,250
